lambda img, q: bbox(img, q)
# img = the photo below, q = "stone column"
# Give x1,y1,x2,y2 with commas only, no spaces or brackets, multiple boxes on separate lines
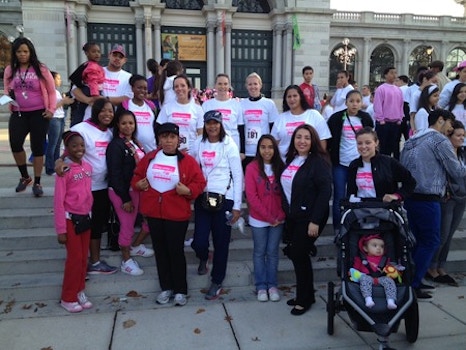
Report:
67,13,78,73
216,19,225,75
206,21,216,87
224,24,232,78
77,15,87,63
144,16,153,66
401,39,410,78
283,23,293,87
154,21,161,63
362,38,371,85
272,23,283,92
135,18,144,74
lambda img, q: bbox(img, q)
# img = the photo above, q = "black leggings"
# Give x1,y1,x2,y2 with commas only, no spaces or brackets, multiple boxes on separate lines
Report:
9,110,49,156
91,189,110,240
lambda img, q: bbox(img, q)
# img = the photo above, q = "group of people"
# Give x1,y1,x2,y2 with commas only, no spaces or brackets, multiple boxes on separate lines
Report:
4,37,465,316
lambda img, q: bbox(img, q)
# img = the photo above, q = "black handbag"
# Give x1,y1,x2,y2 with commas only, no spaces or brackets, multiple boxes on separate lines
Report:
70,213,91,234
106,205,120,251
201,192,224,212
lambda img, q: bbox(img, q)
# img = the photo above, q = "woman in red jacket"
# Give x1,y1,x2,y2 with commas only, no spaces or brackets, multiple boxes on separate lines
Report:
131,122,206,306
245,135,285,302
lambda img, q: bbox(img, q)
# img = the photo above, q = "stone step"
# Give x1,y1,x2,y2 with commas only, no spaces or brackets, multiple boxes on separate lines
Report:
0,258,336,302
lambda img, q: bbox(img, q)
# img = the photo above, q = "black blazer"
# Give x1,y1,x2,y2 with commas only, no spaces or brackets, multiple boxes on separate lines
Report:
282,154,332,229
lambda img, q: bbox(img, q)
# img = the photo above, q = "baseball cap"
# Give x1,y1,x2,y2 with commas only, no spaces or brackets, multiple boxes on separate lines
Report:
111,44,126,57
204,110,222,123
157,122,179,136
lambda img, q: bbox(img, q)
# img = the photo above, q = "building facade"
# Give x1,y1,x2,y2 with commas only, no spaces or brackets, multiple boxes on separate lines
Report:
1,0,466,99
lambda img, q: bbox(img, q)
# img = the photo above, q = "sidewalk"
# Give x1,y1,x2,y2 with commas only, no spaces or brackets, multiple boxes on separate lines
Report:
0,284,465,350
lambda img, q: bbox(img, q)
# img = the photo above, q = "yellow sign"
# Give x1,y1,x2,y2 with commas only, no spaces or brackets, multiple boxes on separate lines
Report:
162,33,206,61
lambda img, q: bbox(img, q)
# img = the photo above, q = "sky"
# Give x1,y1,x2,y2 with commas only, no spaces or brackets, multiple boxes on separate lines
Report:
330,0,464,17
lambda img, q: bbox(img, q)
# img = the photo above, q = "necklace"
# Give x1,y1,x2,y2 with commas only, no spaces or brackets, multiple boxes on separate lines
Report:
19,65,30,99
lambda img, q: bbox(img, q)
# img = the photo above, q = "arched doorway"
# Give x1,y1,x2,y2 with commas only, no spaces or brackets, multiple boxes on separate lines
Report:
408,45,434,81
446,47,466,78
329,40,357,91
369,45,395,88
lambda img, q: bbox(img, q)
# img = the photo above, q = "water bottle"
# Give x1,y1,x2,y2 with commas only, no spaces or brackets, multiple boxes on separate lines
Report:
225,211,245,235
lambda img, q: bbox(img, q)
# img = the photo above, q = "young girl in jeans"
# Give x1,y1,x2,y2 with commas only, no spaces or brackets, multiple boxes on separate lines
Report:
245,135,285,302
54,131,93,313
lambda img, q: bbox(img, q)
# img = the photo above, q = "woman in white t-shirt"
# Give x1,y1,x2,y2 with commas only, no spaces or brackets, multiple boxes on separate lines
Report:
157,74,204,153
190,110,243,301
158,60,184,106
240,72,279,168
122,74,157,152
271,85,331,160
346,127,415,201
448,83,466,148
331,70,354,113
413,84,439,133
202,74,244,152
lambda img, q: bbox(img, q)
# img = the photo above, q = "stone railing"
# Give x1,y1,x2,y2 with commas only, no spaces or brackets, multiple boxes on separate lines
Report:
333,11,466,27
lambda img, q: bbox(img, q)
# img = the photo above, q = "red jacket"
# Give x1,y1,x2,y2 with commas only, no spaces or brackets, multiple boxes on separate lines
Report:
131,148,206,221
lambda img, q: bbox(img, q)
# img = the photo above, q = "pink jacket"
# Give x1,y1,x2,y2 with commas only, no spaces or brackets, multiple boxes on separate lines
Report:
245,160,285,225
54,160,93,234
3,64,57,114
82,61,105,96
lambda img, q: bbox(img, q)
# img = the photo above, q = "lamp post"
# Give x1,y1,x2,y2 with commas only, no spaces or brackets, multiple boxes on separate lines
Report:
333,37,357,70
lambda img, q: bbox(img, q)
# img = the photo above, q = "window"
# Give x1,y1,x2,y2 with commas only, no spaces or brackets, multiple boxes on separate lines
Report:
408,45,433,81
0,35,12,89
370,45,395,87
233,0,271,13
446,47,466,78
163,0,204,10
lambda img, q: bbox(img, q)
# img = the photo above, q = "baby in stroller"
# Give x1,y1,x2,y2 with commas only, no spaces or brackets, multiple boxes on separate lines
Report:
351,234,399,310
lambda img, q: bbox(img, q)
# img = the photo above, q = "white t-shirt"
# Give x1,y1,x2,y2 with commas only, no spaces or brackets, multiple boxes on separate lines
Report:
71,121,112,191
82,67,133,120
339,116,363,166
249,163,275,228
202,98,244,150
162,75,177,106
240,97,279,156
409,87,422,114
414,107,430,132
147,151,179,193
356,161,376,198
157,100,204,152
322,105,334,121
53,90,65,119
191,135,243,210
280,155,306,205
451,104,466,125
332,85,354,113
128,100,156,152
271,109,332,160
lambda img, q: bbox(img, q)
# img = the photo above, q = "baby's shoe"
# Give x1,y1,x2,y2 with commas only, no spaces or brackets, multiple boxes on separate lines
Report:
365,296,375,308
387,298,397,310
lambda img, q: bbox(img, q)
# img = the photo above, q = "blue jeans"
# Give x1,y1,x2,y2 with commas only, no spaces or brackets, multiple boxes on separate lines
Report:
191,197,233,285
332,164,348,232
45,117,65,174
404,199,441,288
251,224,283,291
431,197,466,269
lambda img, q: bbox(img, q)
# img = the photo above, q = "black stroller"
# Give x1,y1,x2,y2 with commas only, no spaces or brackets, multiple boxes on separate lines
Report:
327,201,419,350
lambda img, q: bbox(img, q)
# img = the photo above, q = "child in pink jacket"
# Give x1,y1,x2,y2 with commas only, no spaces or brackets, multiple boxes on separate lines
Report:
245,135,285,302
54,131,93,313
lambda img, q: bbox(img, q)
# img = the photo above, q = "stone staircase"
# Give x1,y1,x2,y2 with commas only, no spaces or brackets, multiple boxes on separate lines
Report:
1,186,465,312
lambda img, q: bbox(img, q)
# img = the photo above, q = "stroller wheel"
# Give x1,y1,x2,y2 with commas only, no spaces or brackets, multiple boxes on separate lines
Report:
327,281,335,335
404,296,419,343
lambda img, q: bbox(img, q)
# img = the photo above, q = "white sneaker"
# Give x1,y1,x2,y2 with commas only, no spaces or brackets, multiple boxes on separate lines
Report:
257,289,268,302
77,291,93,309
130,244,154,258
268,287,281,302
121,258,144,276
156,290,173,304
174,293,187,306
